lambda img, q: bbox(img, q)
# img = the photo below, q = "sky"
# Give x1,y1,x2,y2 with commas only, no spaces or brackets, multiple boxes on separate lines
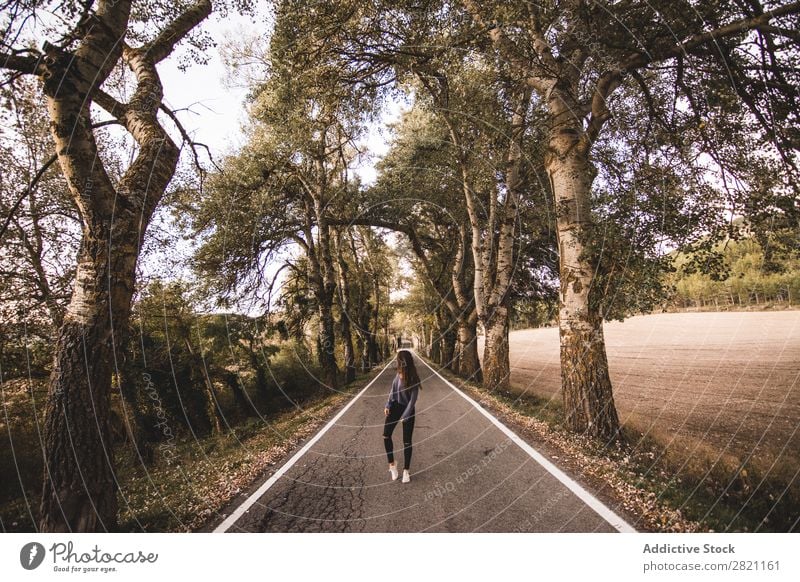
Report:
156,8,401,186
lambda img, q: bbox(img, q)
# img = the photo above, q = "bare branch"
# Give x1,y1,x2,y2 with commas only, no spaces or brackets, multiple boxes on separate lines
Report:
0,155,57,241
159,103,222,173
584,70,622,148
94,88,127,118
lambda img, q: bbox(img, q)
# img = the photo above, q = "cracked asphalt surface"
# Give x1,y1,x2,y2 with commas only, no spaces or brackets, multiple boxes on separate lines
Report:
221,355,622,532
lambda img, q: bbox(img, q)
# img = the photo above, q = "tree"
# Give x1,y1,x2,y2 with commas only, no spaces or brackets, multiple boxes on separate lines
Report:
194,6,384,389
460,0,800,439
0,0,223,531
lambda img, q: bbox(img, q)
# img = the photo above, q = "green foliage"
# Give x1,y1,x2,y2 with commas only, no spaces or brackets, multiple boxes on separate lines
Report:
126,279,322,442
0,78,79,377
669,237,800,309
0,377,48,522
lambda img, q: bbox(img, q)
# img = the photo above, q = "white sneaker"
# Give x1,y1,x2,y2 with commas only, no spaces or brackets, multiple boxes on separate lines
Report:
389,464,398,481
402,469,411,483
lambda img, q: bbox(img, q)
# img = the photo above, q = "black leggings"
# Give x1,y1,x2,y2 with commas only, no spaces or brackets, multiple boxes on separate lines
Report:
383,403,415,470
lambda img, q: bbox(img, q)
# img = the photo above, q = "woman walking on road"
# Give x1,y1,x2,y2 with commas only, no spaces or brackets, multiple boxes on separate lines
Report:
383,350,422,483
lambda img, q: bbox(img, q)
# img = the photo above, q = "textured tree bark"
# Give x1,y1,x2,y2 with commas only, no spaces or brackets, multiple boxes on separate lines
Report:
546,120,620,440
482,303,511,391
454,318,482,382
118,351,153,465
40,232,133,532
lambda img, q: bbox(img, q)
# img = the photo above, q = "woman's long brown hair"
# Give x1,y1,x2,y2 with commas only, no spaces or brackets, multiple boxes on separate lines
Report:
396,350,421,391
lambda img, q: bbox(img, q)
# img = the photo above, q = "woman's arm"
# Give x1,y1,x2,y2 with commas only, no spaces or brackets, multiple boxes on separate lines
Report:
386,375,398,410
400,385,418,421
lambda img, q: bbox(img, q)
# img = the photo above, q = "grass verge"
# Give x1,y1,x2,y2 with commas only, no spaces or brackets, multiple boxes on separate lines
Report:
117,368,381,532
1,368,381,532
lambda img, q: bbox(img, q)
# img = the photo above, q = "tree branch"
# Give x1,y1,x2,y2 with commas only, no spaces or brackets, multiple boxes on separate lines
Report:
145,0,213,64
94,88,128,118
0,115,124,242
0,155,57,241
159,103,222,173
459,0,555,93
0,52,42,75
584,70,622,148
624,1,800,70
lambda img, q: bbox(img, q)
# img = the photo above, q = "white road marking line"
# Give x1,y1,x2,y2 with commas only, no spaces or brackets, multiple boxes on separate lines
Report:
214,360,395,533
416,353,637,533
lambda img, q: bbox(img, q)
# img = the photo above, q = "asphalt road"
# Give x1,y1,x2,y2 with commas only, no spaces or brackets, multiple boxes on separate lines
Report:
214,354,633,533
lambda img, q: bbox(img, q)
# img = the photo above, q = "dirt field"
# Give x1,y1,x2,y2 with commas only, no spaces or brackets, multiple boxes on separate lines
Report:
495,312,800,471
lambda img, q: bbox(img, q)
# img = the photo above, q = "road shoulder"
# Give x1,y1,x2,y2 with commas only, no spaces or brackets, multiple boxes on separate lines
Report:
424,358,703,533
196,363,391,533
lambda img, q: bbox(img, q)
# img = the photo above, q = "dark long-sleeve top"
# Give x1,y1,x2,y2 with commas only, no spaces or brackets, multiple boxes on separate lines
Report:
385,374,419,421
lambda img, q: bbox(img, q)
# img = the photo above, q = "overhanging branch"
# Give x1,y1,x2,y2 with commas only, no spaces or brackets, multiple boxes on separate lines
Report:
623,1,800,70
145,0,213,64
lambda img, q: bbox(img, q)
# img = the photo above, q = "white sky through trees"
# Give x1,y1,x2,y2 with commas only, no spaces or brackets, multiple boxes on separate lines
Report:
158,12,400,185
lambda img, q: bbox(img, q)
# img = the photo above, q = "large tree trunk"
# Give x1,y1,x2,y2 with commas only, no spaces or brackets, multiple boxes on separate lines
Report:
559,308,620,440
32,0,205,531
482,303,511,391
316,292,339,389
546,129,620,441
454,318,482,382
39,220,139,531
